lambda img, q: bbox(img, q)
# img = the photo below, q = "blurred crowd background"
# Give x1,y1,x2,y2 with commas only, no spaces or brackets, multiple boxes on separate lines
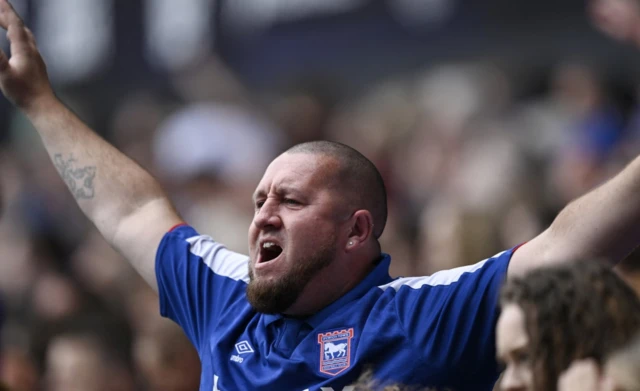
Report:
0,0,639,390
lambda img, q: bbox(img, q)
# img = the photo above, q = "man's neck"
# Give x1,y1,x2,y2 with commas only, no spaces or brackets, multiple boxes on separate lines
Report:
284,254,379,317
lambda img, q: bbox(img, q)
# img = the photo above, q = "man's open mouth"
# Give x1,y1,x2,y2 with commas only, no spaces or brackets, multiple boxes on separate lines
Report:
259,241,283,263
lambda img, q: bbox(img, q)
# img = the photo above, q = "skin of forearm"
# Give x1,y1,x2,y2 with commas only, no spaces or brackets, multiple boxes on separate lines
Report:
24,96,172,242
546,156,640,264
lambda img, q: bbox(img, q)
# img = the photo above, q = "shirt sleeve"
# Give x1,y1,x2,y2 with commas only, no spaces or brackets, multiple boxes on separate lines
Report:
155,224,250,350
392,248,513,384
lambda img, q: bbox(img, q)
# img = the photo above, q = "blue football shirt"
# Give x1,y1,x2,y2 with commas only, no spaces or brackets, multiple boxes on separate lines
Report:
156,225,512,391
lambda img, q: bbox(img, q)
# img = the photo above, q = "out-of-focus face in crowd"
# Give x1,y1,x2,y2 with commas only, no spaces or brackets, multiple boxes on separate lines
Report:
589,0,640,45
44,334,135,391
44,335,108,391
496,304,533,391
496,261,640,391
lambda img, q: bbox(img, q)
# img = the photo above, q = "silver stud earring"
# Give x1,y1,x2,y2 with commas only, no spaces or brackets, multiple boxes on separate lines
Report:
349,241,353,246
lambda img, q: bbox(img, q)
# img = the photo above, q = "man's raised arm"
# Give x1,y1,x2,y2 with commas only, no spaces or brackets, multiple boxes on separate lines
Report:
509,155,640,277
0,0,182,291
509,2,640,277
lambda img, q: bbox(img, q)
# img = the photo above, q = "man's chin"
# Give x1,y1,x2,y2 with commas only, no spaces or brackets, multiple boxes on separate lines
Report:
245,245,335,314
245,279,300,314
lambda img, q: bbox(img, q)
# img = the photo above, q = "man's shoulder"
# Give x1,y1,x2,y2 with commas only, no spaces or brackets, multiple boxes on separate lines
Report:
160,224,251,284
378,249,513,294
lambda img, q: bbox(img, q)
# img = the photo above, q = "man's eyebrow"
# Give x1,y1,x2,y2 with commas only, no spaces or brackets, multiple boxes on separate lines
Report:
252,189,266,201
278,185,302,195
252,185,303,201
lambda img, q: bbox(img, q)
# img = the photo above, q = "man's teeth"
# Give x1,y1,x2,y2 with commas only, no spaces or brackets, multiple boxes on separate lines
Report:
263,242,276,249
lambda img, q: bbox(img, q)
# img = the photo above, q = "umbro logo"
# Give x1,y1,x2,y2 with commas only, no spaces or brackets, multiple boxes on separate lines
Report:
230,340,254,363
235,341,254,354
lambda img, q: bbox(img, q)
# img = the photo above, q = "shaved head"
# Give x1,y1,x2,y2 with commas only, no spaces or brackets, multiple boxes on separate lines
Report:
286,141,388,239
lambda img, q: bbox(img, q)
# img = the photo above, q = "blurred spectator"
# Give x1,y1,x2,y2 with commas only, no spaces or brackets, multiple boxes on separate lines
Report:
417,196,501,275
152,102,280,254
44,332,135,391
267,76,340,145
31,271,82,323
589,0,640,46
0,347,38,391
497,261,640,391
132,322,201,391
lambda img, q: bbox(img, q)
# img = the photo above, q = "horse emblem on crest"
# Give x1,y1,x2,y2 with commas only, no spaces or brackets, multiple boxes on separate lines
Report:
317,328,354,376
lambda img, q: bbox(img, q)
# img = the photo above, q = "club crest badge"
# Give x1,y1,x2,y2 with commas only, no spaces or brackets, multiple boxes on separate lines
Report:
317,328,354,376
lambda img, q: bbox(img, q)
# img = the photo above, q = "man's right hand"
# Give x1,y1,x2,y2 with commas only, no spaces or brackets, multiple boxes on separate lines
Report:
0,0,54,111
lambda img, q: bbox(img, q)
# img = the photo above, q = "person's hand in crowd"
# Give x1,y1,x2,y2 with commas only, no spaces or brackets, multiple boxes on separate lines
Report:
589,0,640,46
0,0,53,111
558,359,604,391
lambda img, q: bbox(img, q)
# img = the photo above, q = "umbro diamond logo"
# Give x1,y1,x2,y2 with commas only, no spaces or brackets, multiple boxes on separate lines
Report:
235,341,254,354
230,340,254,363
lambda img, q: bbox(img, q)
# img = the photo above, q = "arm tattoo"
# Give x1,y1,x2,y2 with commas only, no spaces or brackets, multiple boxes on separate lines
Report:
53,154,97,199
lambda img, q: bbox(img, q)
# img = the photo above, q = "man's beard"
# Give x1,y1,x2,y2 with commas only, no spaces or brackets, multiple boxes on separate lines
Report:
246,241,336,314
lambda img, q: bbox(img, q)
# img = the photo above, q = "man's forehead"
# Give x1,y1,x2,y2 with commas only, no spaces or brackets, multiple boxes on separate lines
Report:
258,152,339,189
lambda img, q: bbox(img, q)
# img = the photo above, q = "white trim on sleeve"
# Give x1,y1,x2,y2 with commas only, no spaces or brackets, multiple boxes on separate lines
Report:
378,250,506,291
186,235,250,283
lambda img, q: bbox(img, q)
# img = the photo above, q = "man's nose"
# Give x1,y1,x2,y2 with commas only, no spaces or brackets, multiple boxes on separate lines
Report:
253,199,282,229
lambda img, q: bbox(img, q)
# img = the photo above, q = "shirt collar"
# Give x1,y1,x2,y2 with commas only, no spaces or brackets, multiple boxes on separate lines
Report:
261,254,392,328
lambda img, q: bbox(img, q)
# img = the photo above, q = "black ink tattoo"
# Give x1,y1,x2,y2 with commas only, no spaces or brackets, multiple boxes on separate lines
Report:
53,154,97,199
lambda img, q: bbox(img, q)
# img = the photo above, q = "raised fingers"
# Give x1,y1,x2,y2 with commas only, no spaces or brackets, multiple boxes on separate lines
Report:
7,20,32,56
0,1,35,58
0,0,22,32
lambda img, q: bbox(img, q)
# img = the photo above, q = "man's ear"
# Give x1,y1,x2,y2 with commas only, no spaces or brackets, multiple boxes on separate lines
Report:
345,210,374,251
